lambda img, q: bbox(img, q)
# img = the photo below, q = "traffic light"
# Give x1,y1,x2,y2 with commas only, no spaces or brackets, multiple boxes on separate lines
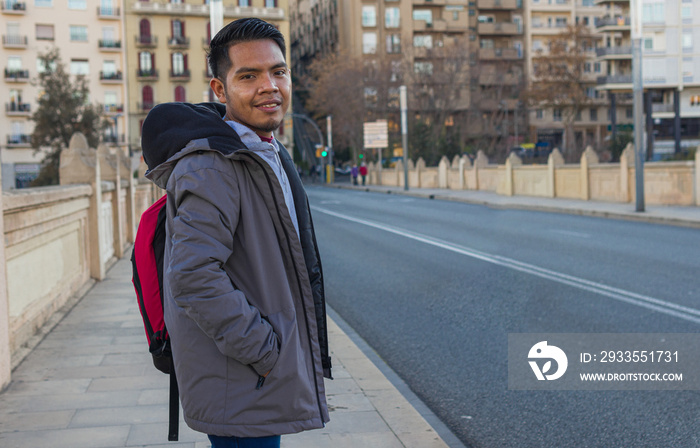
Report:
359,154,364,159
321,150,328,157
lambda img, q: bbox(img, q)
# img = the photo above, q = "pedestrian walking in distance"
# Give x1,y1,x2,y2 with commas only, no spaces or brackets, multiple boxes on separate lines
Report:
359,162,368,185
141,17,331,448
351,163,359,185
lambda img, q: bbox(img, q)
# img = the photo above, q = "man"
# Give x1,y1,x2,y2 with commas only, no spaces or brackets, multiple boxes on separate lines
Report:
141,18,331,448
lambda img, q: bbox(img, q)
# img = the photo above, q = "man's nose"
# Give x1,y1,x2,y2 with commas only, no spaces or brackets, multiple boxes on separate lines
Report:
258,73,279,92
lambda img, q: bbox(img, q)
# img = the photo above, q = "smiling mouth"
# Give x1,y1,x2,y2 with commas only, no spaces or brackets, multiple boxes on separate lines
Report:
256,101,281,111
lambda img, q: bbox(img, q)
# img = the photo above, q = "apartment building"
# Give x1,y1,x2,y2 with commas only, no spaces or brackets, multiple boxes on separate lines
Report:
595,0,700,158
1,0,127,190
473,0,526,149
125,0,292,154
289,0,338,81
523,0,608,151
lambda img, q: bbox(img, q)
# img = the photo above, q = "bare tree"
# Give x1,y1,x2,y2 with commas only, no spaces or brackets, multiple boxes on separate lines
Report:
303,51,365,163
523,24,597,159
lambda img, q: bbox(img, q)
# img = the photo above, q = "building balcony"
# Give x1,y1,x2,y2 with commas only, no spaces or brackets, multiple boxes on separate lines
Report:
446,21,469,32
479,72,520,86
96,6,120,19
596,74,632,90
4,68,29,82
595,16,630,32
530,24,570,35
6,134,31,147
412,0,447,5
5,102,31,116
135,35,158,47
137,102,155,113
477,22,522,35
136,68,159,81
593,0,629,5
104,104,124,115
169,69,191,81
477,0,517,10
529,0,572,11
595,46,632,60
167,36,190,49
100,71,123,83
202,37,211,48
3,34,28,48
652,103,674,114
131,1,286,21
1,0,26,14
98,39,122,51
479,47,522,60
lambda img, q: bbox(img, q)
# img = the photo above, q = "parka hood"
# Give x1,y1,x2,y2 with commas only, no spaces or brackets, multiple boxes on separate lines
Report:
141,102,247,187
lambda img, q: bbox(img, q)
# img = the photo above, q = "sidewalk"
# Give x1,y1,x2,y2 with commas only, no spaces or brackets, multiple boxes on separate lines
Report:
331,183,700,229
0,258,455,448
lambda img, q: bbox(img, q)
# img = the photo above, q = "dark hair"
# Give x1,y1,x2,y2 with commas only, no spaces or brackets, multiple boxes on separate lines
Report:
207,18,286,82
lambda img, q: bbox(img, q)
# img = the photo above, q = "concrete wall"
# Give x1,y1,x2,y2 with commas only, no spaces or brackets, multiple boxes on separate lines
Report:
368,146,700,207
0,132,156,390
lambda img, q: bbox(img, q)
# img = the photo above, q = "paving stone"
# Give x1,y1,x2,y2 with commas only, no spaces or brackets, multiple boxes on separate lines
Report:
88,375,168,392
70,405,170,427
317,410,392,435
0,410,74,433
126,422,208,446
327,392,375,413
0,425,130,448
0,391,141,413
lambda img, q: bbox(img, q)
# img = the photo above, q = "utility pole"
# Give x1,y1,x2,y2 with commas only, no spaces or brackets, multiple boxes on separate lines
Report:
631,0,645,212
400,85,409,191
326,115,333,183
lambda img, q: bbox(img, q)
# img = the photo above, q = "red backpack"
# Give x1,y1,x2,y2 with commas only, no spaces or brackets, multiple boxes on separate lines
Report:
131,194,179,441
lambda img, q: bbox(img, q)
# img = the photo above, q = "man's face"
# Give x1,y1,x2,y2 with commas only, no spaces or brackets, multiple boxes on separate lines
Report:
210,39,290,137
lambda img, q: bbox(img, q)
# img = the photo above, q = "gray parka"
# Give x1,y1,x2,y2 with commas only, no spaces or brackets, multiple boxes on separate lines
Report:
142,102,331,437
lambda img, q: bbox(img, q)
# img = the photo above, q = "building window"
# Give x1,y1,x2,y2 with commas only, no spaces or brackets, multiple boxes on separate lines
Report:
36,57,56,73
171,52,187,75
414,35,432,48
593,62,601,73
362,32,377,54
142,85,154,108
682,5,692,20
644,37,653,50
642,3,664,23
70,59,90,75
385,7,400,28
553,108,562,121
555,17,567,28
104,91,117,110
175,85,186,102
535,109,544,119
139,18,151,42
386,34,400,54
388,87,400,109
364,87,377,108
590,108,597,121
35,0,52,6
36,24,54,41
585,87,596,98
414,61,433,76
239,0,250,6
413,9,432,25
68,0,86,9
102,60,116,76
264,0,276,7
626,107,633,119
139,51,153,72
70,25,88,42
172,20,185,39
682,32,692,50
583,62,591,73
362,6,377,27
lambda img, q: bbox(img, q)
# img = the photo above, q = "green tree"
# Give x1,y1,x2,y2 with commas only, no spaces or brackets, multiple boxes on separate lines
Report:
30,48,106,186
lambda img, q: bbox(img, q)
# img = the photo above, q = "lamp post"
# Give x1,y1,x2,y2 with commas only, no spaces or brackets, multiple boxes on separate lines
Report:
400,85,409,191
210,0,223,38
631,0,645,212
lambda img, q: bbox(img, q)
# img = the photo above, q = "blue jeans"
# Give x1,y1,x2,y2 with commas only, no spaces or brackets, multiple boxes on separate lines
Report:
208,434,281,448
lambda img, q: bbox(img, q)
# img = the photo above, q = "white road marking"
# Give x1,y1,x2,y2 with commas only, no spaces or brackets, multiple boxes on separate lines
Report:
312,206,700,325
319,200,342,205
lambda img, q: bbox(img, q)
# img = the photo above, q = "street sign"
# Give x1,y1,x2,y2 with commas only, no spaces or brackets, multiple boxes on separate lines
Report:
363,120,389,149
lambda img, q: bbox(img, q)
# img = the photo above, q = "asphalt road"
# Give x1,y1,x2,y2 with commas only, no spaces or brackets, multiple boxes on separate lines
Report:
306,185,700,448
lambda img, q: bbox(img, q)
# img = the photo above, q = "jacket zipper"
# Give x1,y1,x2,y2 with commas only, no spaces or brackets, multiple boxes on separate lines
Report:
241,152,325,419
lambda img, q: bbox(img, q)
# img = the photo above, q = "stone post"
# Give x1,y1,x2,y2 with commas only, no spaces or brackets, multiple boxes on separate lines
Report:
438,156,449,189
416,158,426,188
60,133,106,280
98,145,124,258
504,151,522,197
474,150,489,191
407,159,415,188
695,146,700,206
0,166,12,390
547,148,565,198
580,146,598,201
458,155,468,190
620,143,635,203
395,159,404,188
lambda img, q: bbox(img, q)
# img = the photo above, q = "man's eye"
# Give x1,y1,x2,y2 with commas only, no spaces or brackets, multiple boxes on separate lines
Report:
241,74,255,80
275,70,287,76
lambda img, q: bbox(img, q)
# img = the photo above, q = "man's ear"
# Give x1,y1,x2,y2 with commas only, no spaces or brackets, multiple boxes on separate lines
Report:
209,78,226,103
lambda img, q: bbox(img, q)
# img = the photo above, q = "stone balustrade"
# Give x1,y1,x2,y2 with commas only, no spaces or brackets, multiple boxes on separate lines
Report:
368,146,700,207
0,132,161,390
